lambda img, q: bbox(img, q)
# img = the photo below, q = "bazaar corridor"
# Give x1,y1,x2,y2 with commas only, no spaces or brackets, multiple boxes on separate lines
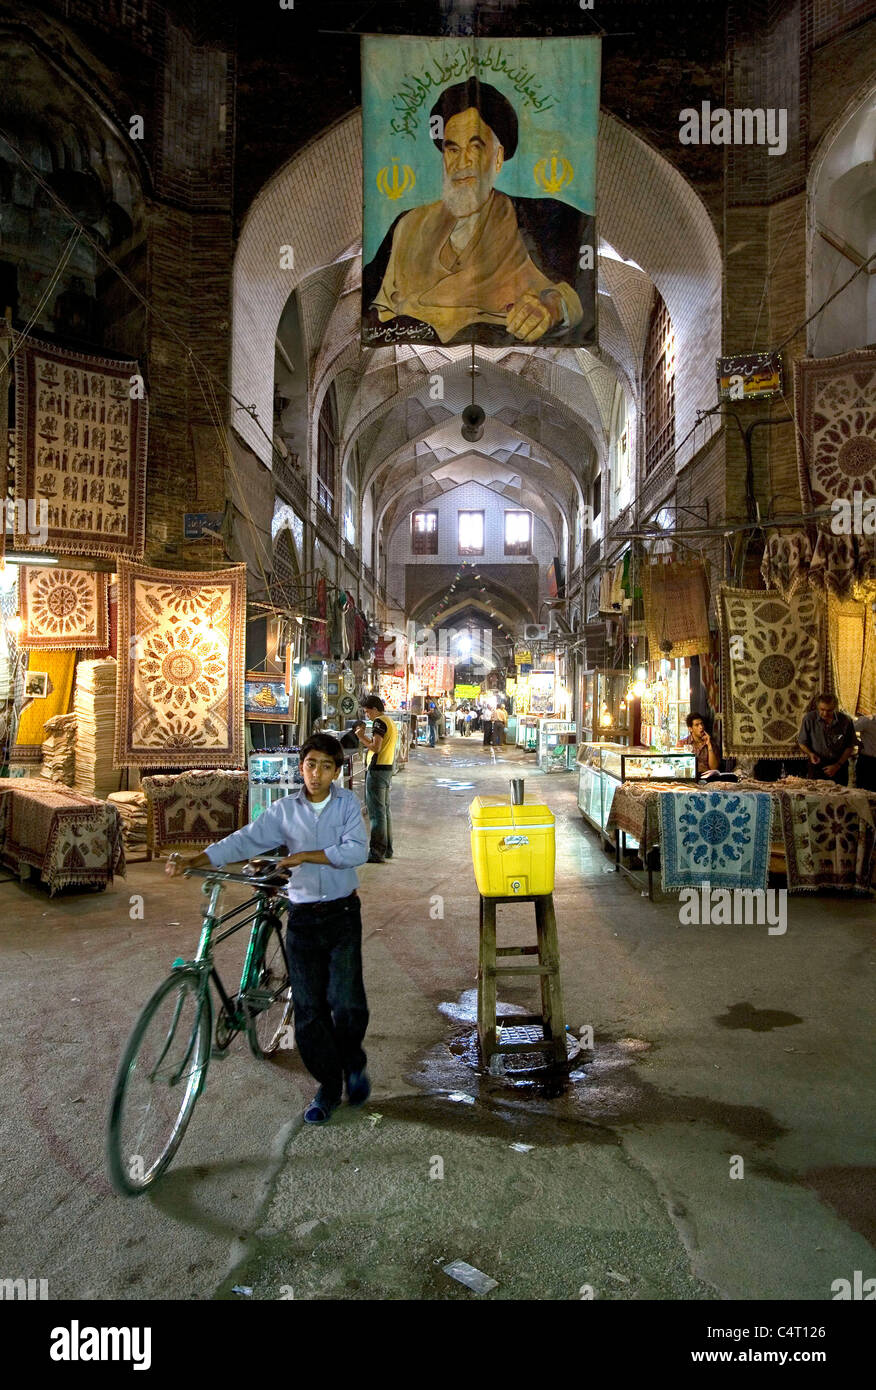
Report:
1,733,873,1303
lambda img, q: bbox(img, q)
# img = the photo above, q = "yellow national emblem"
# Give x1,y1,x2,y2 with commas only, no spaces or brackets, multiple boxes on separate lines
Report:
377,161,416,201
533,150,574,195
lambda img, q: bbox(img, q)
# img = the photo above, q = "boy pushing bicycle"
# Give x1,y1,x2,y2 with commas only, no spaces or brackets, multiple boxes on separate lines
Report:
167,734,370,1124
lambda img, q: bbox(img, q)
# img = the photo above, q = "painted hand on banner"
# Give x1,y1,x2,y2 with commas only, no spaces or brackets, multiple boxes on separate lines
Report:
505,290,562,342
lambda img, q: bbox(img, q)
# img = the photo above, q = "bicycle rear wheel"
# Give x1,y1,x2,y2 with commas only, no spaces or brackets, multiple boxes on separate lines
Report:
107,969,212,1196
244,916,293,1059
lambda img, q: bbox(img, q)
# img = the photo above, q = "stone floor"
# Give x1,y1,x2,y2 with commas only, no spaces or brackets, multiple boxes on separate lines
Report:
0,737,874,1301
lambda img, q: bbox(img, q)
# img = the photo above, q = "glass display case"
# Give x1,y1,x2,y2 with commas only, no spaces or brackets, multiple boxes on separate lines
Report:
517,714,540,750
640,659,691,750
248,748,302,820
595,671,631,743
576,742,629,843
602,748,697,781
576,744,697,844
580,671,629,743
538,719,577,772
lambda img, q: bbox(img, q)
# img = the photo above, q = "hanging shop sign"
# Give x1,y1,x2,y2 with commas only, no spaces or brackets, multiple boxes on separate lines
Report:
454,683,481,699
529,669,555,713
716,351,783,402
184,511,225,540
361,35,600,349
515,649,532,667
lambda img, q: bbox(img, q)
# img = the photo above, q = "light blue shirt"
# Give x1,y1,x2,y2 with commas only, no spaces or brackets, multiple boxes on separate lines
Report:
204,781,368,904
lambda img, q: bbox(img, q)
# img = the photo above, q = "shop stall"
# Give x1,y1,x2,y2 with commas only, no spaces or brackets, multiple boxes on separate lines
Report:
248,747,303,820
538,718,577,772
606,775,876,900
640,658,691,750
577,744,695,848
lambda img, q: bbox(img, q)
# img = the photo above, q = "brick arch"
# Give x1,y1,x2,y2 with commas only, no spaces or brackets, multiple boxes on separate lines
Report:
597,111,722,467
231,107,722,475
231,111,362,464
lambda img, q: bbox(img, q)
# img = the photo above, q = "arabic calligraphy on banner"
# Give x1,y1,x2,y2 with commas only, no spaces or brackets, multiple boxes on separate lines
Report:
716,351,783,402
362,35,600,349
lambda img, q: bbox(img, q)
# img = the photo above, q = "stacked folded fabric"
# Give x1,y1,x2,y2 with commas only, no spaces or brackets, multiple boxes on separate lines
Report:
74,657,119,798
107,790,149,855
40,713,77,785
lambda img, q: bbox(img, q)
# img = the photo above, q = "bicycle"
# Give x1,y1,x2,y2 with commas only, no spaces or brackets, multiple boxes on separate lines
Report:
106,856,294,1197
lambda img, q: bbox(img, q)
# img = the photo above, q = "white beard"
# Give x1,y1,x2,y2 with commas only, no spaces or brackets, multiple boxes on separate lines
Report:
442,167,495,218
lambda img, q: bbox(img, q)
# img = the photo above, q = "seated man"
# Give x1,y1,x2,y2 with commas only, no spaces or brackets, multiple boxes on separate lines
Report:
797,692,857,786
678,711,720,775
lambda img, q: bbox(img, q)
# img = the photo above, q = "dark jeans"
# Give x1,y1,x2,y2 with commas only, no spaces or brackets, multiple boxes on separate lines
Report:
811,761,850,786
365,765,393,859
856,754,876,791
428,722,437,746
284,893,368,1099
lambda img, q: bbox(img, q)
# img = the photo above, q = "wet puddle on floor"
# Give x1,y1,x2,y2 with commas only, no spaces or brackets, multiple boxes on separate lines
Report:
400,988,788,1145
714,1002,804,1031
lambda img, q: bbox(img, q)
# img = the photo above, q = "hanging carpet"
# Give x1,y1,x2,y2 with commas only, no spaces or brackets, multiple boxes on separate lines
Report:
827,592,866,717
643,559,711,658
19,567,109,650
717,586,824,758
14,336,148,560
115,560,246,767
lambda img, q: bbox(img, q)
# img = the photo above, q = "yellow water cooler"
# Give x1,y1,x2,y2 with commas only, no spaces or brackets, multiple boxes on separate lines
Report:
468,796,556,897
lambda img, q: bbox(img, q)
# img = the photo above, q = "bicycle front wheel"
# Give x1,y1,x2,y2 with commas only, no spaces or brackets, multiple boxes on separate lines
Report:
107,969,212,1196
244,917,293,1059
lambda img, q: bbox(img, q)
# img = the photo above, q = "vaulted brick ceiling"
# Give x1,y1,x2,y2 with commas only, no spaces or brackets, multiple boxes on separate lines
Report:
233,104,722,542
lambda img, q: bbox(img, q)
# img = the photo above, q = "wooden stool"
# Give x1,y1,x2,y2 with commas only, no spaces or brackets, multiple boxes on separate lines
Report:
477,892,567,1068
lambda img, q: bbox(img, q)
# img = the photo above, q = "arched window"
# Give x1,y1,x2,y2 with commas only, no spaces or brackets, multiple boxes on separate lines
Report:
809,87,876,357
317,387,338,516
643,293,676,475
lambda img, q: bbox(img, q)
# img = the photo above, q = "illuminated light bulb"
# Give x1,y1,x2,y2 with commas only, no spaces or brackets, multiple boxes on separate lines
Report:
633,679,647,698
296,665,313,687
635,665,647,682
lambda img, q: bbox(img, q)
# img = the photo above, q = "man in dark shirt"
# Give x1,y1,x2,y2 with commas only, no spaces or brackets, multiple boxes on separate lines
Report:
797,693,858,785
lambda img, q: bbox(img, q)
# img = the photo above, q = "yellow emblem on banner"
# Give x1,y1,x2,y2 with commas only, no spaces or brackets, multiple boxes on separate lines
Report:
533,150,574,195
377,160,416,200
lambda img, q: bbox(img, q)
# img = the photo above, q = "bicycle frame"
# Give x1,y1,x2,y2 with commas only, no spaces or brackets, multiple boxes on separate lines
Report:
178,875,289,1034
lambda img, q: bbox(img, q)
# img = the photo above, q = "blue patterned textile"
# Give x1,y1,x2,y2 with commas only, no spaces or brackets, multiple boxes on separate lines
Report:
658,789,774,891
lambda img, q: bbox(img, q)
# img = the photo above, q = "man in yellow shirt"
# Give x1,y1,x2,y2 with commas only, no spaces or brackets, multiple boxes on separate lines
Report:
356,695,398,863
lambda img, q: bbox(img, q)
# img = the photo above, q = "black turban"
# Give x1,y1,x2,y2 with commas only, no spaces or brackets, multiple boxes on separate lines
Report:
430,79,519,160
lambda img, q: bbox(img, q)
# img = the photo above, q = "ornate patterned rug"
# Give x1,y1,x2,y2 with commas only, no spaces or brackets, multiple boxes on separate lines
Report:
795,349,876,513
141,769,249,853
827,593,866,716
14,336,148,560
760,531,812,603
0,779,125,895
642,559,711,658
12,650,76,765
115,561,246,767
19,567,110,650
860,604,876,717
717,587,824,758
777,787,876,894
659,788,774,891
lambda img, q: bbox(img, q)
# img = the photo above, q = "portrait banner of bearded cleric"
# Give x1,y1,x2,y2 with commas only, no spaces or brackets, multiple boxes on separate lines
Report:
361,37,600,348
